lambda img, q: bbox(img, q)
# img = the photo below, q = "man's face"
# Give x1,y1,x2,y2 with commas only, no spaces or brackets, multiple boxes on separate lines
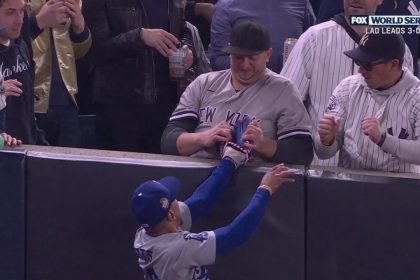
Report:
344,0,383,16
230,49,272,88
0,0,25,43
357,59,396,89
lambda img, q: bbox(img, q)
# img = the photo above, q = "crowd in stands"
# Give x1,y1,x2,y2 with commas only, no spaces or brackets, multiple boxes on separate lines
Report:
0,0,419,173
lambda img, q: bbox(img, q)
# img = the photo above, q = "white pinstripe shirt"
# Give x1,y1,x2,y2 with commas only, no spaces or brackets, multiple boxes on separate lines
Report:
314,70,420,173
281,20,414,168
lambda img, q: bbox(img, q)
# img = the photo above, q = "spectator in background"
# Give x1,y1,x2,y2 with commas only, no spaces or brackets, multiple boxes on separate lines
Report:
27,0,91,147
315,0,420,75
0,0,47,145
280,0,413,167
315,0,343,23
161,20,313,165
315,33,420,173
186,0,214,22
0,72,22,146
310,0,322,16
181,0,212,93
186,21,211,75
208,0,314,73
185,0,215,50
84,0,195,153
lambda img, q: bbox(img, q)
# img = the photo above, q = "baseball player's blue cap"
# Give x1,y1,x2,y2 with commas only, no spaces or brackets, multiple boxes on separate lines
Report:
344,33,405,63
132,176,182,228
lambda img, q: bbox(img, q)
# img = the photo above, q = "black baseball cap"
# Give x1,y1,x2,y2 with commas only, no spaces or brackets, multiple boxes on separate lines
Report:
223,19,271,56
344,33,405,63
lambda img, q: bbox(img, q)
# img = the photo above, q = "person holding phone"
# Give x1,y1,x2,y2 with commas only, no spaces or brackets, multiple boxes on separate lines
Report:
27,0,91,147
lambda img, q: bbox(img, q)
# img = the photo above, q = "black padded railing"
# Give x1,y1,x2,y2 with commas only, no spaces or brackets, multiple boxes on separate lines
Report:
1,145,419,280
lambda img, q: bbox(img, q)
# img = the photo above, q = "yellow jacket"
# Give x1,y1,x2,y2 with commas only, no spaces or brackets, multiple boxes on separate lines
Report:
27,0,92,113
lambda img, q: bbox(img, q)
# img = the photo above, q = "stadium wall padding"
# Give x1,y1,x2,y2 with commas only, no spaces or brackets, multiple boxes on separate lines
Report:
0,149,26,280
0,146,419,280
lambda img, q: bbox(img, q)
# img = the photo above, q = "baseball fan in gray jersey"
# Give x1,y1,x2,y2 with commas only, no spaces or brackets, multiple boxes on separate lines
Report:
315,33,420,173
161,20,313,165
280,0,413,168
132,142,295,280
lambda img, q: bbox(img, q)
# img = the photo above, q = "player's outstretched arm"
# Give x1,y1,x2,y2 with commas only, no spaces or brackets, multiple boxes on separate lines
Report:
213,165,294,255
184,143,248,222
184,161,234,223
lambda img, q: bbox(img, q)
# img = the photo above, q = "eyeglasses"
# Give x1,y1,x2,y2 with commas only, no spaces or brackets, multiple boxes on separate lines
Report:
354,59,389,71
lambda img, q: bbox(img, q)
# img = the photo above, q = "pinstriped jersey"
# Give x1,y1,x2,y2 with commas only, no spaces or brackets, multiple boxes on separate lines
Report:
280,20,414,168
316,70,420,173
169,69,312,160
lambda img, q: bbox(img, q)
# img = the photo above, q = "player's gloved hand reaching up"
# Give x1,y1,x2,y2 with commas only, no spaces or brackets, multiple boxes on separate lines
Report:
222,142,249,168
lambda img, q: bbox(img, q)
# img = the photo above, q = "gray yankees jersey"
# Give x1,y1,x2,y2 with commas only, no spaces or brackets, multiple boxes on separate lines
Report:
169,69,312,159
134,202,216,280
314,69,420,173
281,20,414,167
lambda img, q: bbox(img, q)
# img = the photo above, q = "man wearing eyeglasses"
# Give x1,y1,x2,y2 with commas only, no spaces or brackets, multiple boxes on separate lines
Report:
280,0,414,169
314,33,420,173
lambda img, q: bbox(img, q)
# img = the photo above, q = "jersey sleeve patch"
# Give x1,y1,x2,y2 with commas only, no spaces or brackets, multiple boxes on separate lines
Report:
177,231,216,268
183,232,209,242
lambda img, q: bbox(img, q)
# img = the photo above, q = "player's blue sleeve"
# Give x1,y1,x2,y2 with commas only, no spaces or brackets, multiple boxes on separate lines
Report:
184,159,236,223
214,188,270,255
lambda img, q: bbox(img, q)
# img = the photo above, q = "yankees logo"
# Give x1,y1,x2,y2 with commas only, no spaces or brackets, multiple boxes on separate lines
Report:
194,266,210,280
359,34,369,46
326,95,339,111
408,0,420,15
387,127,409,139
